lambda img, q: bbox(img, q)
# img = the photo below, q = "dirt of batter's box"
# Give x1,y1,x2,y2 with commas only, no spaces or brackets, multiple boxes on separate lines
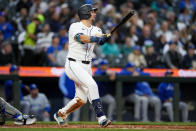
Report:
1,124,196,130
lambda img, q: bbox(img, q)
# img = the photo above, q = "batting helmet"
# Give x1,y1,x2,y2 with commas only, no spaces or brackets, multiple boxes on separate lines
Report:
78,4,98,20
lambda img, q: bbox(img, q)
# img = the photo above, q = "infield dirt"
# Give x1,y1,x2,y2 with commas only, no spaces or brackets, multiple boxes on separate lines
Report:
1,123,196,130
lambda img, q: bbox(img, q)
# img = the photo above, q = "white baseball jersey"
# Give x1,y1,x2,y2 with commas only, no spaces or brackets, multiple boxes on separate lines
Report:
67,22,102,61
60,22,102,117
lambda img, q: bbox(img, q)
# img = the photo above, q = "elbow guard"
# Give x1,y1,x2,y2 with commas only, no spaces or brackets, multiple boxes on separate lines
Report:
75,33,85,44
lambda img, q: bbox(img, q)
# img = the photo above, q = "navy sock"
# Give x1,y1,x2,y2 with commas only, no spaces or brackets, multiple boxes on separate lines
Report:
92,99,105,117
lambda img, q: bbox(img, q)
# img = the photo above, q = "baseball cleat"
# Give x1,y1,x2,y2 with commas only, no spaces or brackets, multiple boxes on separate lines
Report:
99,119,111,128
54,112,67,125
14,115,36,125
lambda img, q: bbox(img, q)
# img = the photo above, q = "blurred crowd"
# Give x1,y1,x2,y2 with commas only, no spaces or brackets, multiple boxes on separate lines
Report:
0,0,196,69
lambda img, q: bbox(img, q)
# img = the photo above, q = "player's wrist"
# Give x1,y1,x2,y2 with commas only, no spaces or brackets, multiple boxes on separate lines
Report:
90,36,99,43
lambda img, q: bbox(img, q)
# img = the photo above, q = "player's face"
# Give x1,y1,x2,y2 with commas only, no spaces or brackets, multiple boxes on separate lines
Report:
30,88,39,98
90,10,96,21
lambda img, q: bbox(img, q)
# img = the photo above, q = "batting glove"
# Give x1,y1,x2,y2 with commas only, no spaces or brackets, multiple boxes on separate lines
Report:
90,34,111,45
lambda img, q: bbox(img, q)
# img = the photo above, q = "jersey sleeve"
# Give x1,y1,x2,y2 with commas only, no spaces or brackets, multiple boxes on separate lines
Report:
69,23,83,40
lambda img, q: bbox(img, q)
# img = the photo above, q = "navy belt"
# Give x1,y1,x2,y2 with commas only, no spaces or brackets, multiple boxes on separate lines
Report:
68,58,90,64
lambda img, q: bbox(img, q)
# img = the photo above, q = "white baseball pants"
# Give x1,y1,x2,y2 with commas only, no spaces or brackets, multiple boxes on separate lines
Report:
59,59,100,116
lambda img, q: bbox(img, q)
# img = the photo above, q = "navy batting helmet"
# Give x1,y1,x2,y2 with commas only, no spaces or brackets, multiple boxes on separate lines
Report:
78,4,98,20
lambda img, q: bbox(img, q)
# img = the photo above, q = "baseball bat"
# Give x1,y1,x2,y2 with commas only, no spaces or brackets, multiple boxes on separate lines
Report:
110,10,135,35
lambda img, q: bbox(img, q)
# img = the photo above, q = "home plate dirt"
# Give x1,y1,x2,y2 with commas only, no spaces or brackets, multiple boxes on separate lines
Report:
1,124,196,130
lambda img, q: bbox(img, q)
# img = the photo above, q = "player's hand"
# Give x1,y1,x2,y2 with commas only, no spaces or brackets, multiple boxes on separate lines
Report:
97,34,111,45
103,33,111,41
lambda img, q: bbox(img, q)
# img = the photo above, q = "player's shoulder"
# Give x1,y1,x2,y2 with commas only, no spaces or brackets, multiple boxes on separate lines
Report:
70,22,82,28
92,25,102,32
23,94,31,100
38,93,47,98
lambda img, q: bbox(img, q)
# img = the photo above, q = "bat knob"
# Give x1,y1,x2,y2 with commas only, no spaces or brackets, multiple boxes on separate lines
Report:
131,10,135,14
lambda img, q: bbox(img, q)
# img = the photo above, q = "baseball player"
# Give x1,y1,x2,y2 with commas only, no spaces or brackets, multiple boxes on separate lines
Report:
135,82,161,122
0,97,36,125
54,4,111,127
119,62,161,122
158,70,189,122
23,84,51,121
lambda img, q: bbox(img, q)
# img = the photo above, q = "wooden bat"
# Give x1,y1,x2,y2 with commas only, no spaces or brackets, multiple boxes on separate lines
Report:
111,10,135,35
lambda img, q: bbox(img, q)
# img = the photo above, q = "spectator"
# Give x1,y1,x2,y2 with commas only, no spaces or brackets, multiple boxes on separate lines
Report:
151,0,171,17
127,25,139,45
179,0,196,13
56,42,68,67
162,31,186,56
94,60,116,120
158,70,189,122
16,0,32,13
49,12,62,33
164,41,183,69
0,12,14,40
144,41,163,68
101,37,120,57
177,22,189,45
4,65,30,114
16,8,29,33
101,4,117,31
182,44,196,69
0,40,15,66
46,35,61,66
44,2,56,22
59,3,70,27
36,24,54,52
22,14,44,66
58,72,80,121
155,34,166,55
120,36,134,56
128,45,147,68
166,11,176,31
144,13,159,35
178,7,192,26
137,24,156,46
29,0,48,16
58,26,68,48
156,21,173,42
24,84,50,121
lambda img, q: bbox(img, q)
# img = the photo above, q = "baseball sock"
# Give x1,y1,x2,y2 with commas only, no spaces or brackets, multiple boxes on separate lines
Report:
92,99,105,117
